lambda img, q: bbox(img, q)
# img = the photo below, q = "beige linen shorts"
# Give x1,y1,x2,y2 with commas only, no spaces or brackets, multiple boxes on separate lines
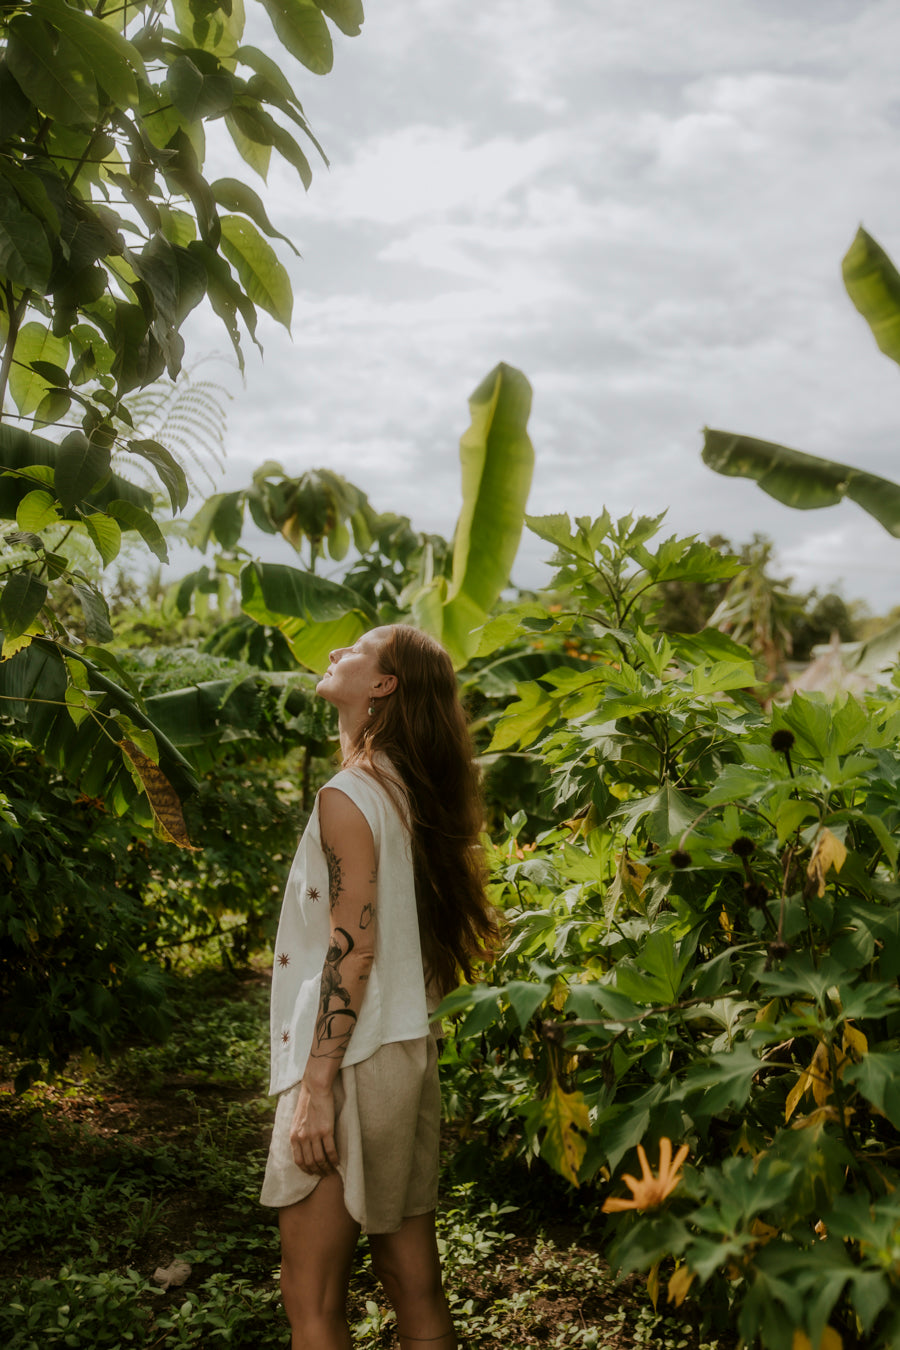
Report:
260,1033,440,1234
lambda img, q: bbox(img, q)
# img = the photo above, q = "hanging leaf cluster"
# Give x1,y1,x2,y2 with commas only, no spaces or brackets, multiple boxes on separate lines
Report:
0,0,363,831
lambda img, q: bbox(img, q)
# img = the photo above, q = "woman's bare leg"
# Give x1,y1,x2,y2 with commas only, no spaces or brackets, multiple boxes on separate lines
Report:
279,1172,361,1350
369,1211,457,1349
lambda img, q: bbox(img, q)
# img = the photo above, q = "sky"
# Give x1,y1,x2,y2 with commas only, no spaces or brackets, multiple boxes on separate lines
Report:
180,0,900,613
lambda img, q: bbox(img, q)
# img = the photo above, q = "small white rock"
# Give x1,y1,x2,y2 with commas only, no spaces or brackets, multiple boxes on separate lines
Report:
153,1260,192,1290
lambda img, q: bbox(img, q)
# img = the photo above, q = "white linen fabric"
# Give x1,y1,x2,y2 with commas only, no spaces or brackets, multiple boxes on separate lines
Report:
260,1031,441,1230
267,764,430,1097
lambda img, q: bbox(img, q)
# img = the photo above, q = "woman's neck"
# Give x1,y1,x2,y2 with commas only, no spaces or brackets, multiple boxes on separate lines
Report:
338,709,366,763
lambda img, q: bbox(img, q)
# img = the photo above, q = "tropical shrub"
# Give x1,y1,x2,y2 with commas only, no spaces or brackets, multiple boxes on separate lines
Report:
441,511,900,1350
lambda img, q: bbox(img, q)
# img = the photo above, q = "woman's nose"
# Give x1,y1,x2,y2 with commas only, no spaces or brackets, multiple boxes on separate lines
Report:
329,648,342,663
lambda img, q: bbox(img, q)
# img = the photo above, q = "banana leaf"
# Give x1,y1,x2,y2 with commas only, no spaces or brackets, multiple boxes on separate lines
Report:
440,362,535,666
702,429,900,538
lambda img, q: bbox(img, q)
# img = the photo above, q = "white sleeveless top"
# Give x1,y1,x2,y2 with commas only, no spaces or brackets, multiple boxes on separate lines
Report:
268,764,430,1096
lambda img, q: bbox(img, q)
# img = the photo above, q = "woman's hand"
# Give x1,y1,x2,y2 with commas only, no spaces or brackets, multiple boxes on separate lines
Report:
289,1081,339,1177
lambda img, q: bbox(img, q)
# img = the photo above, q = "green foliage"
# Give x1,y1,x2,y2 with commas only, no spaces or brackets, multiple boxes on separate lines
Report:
702,427,900,538
0,734,170,1086
0,0,362,830
0,637,330,1080
434,361,535,666
1,976,720,1349
0,0,353,411
442,511,900,1349
842,225,900,368
195,362,536,671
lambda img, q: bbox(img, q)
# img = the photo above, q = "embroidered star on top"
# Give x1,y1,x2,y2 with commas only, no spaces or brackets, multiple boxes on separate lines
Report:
307,886,320,902
281,1029,290,1045
277,952,290,968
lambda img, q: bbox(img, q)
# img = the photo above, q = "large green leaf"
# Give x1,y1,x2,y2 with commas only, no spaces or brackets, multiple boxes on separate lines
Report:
212,177,300,254
439,363,534,666
0,180,53,292
842,226,900,368
0,424,152,521
7,323,69,416
7,16,100,126
166,55,236,120
240,560,371,625
315,0,364,36
127,439,190,514
55,432,110,511
258,0,334,74
225,107,273,181
0,571,47,640
172,0,246,58
219,214,293,327
844,1051,900,1130
702,429,900,538
83,511,122,567
278,611,369,673
0,637,197,805
107,500,169,563
239,561,373,674
31,0,144,108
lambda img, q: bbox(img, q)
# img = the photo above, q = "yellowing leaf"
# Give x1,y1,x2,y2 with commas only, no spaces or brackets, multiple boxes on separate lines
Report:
810,1042,831,1107
667,1263,695,1308
119,740,198,850
792,1105,854,1131
786,1042,832,1120
749,1219,780,1244
647,1261,660,1311
1,622,40,660
792,1328,843,1350
550,980,569,1013
807,828,847,898
785,1071,809,1123
842,1023,868,1063
538,1079,589,1186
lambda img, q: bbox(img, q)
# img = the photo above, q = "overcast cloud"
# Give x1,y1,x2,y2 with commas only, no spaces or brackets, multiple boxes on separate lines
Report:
181,0,900,612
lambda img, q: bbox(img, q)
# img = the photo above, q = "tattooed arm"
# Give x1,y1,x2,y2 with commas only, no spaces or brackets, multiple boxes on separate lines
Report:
289,787,377,1177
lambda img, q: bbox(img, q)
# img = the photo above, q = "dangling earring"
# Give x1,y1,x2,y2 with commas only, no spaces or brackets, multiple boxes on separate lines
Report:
368,701,375,717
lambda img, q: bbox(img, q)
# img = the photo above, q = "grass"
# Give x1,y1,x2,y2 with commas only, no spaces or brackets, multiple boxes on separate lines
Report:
0,969,731,1348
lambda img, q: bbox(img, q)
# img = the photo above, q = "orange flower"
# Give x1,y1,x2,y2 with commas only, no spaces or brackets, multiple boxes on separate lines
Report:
602,1137,690,1213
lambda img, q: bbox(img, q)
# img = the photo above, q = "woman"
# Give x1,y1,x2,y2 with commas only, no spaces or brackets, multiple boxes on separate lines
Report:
261,624,498,1350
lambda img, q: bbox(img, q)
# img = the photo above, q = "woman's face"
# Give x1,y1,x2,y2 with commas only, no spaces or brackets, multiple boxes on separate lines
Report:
316,626,396,712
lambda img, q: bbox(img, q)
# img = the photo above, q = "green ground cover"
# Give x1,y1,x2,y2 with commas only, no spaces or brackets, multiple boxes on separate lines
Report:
0,967,729,1349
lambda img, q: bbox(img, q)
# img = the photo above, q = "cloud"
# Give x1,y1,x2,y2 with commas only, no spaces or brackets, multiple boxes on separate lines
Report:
176,1,900,615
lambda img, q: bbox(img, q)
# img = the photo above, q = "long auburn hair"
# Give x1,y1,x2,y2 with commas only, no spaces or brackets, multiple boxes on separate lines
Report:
349,625,499,996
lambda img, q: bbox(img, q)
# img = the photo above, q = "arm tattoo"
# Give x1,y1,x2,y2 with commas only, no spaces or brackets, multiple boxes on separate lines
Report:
323,838,344,911
359,902,375,930
312,927,357,1058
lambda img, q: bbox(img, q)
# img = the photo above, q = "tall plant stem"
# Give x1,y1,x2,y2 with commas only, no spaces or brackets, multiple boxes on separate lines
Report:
0,282,31,412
